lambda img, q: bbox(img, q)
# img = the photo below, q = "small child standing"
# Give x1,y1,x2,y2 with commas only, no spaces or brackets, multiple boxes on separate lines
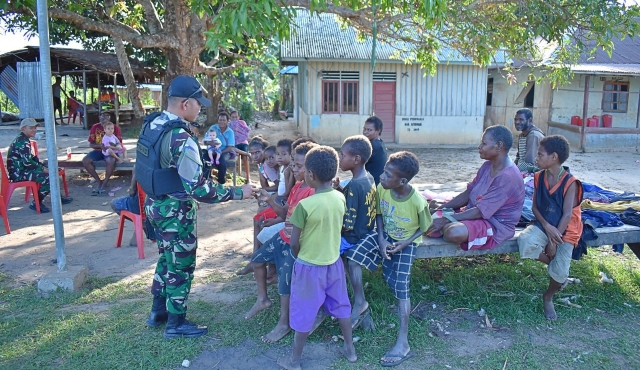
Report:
279,145,357,369
518,135,582,320
333,135,377,327
101,121,126,163
344,151,431,367
206,129,223,165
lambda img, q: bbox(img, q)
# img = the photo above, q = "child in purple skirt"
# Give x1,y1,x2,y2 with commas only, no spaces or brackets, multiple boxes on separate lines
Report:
279,145,357,369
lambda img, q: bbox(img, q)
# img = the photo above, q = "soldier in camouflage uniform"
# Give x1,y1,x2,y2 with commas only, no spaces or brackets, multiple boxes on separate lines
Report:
6,118,73,213
141,76,256,339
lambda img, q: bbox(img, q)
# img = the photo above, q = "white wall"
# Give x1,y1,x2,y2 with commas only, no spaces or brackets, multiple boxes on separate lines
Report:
550,75,640,128
296,61,487,144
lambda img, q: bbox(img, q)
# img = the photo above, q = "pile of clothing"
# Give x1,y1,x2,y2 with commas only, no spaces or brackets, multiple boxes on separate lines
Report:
574,182,640,259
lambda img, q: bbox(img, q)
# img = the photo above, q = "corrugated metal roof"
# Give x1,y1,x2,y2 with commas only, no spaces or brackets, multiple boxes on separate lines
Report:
279,65,298,75
578,33,640,65
570,63,640,75
281,10,473,63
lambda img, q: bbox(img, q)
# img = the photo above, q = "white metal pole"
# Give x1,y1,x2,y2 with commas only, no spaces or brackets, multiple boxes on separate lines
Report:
36,0,67,271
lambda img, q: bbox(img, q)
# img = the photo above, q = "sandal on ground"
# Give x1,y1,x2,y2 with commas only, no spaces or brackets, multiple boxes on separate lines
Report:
90,189,100,196
380,351,414,367
351,307,370,330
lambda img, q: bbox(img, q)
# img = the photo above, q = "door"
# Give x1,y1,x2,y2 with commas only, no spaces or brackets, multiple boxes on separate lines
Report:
372,81,396,143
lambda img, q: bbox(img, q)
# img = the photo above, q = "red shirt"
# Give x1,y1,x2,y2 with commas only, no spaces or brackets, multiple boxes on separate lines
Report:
89,124,123,151
279,181,315,243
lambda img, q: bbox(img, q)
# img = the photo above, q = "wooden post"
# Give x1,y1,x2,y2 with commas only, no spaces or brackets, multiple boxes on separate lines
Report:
114,72,119,125
580,75,590,151
82,69,88,129
97,71,101,116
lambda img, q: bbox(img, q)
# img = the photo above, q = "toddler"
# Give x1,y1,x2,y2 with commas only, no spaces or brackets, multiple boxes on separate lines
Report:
101,121,126,163
206,129,223,165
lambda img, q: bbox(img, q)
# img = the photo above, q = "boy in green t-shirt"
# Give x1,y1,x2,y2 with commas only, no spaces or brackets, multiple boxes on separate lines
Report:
278,146,357,369
345,151,431,367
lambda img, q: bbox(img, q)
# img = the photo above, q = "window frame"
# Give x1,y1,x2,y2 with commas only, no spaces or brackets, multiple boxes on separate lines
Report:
321,71,359,114
601,81,629,113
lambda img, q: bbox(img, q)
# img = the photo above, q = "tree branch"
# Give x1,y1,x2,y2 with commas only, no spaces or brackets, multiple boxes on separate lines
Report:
197,61,256,75
47,7,171,48
135,0,164,34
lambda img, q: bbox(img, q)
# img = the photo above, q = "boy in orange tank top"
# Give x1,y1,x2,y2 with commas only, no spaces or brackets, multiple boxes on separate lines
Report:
518,135,583,320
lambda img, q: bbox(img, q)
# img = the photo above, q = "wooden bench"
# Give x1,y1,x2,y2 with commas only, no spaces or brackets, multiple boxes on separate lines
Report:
417,224,640,259
413,182,640,260
57,157,239,186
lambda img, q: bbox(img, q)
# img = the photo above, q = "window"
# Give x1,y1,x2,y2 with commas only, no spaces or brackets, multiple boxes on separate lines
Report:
602,81,629,113
514,81,535,107
524,83,535,108
321,71,359,114
486,78,493,106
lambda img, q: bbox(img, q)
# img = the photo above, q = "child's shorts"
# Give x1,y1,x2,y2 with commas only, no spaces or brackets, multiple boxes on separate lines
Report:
518,225,573,283
459,219,497,251
290,258,351,332
251,233,294,295
253,207,278,221
257,222,285,244
344,231,417,300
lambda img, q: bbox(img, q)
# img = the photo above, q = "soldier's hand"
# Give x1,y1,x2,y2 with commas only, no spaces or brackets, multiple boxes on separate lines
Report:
240,183,258,199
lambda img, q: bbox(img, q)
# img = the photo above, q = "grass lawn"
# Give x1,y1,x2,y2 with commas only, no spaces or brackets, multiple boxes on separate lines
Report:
1,246,639,369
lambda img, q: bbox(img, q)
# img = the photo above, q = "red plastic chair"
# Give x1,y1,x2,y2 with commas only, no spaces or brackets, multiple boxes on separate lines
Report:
24,140,69,200
115,183,151,259
0,152,41,214
0,195,10,234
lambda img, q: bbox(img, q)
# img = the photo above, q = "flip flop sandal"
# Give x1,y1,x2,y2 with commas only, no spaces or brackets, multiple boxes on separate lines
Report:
380,351,415,367
90,189,100,196
351,308,371,330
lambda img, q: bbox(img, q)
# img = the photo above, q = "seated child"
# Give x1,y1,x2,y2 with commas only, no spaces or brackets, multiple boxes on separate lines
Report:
236,137,280,277
275,139,295,205
279,145,357,369
6,118,73,213
333,135,377,327
101,121,127,164
518,135,582,321
344,151,432,367
243,142,317,344
206,129,223,165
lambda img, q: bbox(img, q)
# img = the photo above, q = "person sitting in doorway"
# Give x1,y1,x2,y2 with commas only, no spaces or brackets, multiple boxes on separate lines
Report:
82,112,123,195
514,108,545,173
6,118,73,212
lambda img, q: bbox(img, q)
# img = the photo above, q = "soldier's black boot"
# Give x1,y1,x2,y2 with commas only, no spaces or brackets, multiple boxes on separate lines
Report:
145,295,168,327
164,313,208,339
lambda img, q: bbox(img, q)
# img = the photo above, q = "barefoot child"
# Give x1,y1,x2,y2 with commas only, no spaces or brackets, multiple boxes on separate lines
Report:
244,142,317,344
278,145,357,369
518,135,582,320
334,135,377,328
236,137,280,277
344,151,431,367
101,121,126,163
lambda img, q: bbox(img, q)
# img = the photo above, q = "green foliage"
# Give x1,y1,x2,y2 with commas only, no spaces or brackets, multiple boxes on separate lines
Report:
0,90,19,113
238,101,254,123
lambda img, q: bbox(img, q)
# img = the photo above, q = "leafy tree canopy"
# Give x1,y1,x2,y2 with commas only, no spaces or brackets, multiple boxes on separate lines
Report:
1,0,639,87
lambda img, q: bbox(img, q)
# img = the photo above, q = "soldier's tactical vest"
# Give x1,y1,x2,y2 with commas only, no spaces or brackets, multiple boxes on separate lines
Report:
135,112,195,199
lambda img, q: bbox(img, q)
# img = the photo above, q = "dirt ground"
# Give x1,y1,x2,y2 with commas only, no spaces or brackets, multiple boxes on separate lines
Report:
1,120,640,368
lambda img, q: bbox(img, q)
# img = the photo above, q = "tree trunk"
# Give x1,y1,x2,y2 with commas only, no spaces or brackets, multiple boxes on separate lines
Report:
113,37,145,121
205,76,223,125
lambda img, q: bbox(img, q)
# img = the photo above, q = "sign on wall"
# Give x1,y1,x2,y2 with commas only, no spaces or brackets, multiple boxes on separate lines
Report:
400,116,425,132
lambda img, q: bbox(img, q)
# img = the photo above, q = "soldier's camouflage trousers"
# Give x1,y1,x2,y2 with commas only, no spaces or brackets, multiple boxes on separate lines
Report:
17,170,51,198
145,196,198,315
